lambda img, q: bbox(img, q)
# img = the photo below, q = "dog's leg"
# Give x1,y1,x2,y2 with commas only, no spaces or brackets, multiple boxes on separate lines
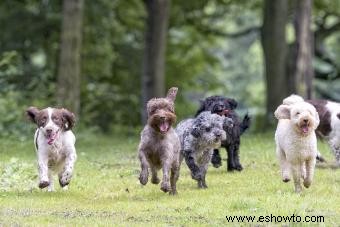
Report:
232,139,243,171
138,149,149,185
226,144,236,171
47,171,54,192
151,167,160,184
277,148,290,182
37,153,50,189
303,158,316,188
211,149,222,168
169,162,180,195
183,149,201,181
291,164,302,193
160,161,171,193
329,138,340,166
198,150,212,189
59,148,77,188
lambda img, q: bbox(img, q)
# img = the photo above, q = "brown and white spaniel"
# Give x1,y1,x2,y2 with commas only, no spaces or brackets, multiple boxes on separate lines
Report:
26,106,77,191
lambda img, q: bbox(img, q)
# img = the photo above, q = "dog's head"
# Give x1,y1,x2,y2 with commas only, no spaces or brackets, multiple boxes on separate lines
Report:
26,107,76,144
191,111,227,148
196,96,237,117
147,87,178,134
274,102,320,136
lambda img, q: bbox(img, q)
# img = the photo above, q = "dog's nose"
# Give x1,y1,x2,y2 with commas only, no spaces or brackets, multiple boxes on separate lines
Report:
215,132,222,137
303,119,309,123
46,129,52,134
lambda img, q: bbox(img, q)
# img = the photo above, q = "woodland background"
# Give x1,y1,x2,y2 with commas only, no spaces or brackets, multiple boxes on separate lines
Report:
1,0,340,137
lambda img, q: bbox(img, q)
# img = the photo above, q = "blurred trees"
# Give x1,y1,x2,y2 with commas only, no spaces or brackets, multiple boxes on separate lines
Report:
1,0,340,135
57,0,84,117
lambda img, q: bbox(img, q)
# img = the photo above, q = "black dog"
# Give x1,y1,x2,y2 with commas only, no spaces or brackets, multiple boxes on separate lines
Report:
196,96,251,171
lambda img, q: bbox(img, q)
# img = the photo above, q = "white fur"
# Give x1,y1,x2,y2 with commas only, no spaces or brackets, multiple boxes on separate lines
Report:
274,96,319,193
321,101,340,165
34,108,77,191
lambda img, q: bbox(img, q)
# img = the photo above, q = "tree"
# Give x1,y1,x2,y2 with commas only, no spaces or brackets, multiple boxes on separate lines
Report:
291,0,314,99
141,0,171,123
57,0,84,117
261,0,288,124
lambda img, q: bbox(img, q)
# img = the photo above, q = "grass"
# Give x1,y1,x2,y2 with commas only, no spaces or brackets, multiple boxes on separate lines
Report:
0,132,339,226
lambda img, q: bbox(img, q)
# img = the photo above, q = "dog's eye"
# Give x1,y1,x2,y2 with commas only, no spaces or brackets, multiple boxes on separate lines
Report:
296,112,300,115
205,127,211,132
52,116,59,121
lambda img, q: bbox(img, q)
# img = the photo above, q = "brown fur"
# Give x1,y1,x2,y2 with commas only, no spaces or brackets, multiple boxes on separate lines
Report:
137,87,181,195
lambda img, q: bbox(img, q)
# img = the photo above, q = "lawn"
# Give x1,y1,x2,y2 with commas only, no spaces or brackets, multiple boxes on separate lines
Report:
0,132,339,226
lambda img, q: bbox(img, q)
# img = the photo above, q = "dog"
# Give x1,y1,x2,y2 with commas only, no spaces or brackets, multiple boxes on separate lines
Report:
274,95,320,193
176,111,233,188
26,106,77,191
137,87,181,195
195,96,250,171
306,98,340,166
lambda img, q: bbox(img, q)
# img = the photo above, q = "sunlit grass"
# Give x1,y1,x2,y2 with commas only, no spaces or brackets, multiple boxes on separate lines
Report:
0,132,339,226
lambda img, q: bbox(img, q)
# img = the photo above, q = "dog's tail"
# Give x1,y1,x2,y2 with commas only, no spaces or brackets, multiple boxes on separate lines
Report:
240,113,251,135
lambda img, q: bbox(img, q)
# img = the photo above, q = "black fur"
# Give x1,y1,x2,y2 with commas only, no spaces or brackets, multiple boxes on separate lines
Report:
195,96,251,171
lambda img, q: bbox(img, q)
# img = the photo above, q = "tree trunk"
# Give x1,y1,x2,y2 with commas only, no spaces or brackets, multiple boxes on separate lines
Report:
141,0,170,124
57,0,84,117
261,0,288,125
292,0,314,99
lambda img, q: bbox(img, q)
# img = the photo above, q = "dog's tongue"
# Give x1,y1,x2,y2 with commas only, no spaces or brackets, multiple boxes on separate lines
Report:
301,125,309,134
159,122,169,133
47,133,58,145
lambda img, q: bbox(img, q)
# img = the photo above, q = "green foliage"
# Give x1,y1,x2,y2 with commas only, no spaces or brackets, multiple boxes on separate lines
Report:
0,133,339,225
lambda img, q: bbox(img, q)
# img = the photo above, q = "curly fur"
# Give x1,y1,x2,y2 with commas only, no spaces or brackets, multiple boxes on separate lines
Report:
176,111,233,188
195,95,250,171
275,95,320,193
137,87,181,195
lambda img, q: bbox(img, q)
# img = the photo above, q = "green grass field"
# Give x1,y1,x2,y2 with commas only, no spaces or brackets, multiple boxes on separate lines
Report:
0,132,339,226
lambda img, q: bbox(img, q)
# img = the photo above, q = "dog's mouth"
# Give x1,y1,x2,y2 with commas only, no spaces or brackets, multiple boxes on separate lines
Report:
299,122,310,135
45,130,60,145
217,109,229,116
159,121,170,134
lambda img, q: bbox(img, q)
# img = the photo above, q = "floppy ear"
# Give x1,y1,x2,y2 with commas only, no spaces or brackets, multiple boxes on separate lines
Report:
166,87,178,102
26,106,40,124
226,98,237,110
191,126,201,138
274,105,291,120
61,108,76,130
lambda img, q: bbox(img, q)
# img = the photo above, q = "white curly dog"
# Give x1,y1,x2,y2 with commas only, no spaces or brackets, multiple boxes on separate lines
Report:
274,95,320,193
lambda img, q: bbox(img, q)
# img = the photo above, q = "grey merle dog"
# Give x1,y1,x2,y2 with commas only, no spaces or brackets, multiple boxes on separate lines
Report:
196,96,251,171
176,111,233,188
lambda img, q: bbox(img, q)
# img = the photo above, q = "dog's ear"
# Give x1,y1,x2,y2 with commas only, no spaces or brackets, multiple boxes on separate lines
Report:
166,87,178,102
26,106,40,124
226,98,237,110
274,105,291,120
61,108,76,131
191,126,201,138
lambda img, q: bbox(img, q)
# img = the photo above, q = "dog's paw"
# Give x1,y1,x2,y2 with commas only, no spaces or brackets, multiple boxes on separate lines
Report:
59,178,70,188
38,181,50,189
211,156,222,168
191,171,202,181
235,164,243,171
197,181,208,189
169,189,177,195
151,176,160,184
59,172,72,187
160,182,171,193
303,180,312,188
139,171,148,185
282,178,290,183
